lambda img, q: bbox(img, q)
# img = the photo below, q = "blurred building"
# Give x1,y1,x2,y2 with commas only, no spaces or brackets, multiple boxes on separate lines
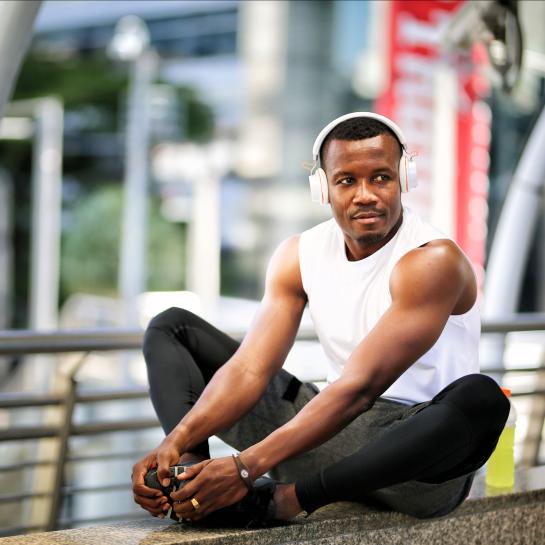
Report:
3,0,545,320
24,0,375,308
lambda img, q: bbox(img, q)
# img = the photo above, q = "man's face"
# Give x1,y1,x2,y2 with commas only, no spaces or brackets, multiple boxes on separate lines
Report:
323,133,403,261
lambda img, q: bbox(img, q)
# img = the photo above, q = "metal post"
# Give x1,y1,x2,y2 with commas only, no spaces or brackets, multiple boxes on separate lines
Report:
46,354,88,531
115,23,157,325
26,97,64,530
0,171,12,330
29,98,64,331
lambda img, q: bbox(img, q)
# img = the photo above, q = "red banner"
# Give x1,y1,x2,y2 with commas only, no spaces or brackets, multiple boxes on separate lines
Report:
376,0,490,287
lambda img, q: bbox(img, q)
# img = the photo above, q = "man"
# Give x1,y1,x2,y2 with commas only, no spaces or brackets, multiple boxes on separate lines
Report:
132,112,509,524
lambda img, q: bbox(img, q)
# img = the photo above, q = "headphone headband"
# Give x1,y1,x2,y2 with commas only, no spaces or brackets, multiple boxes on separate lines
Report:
308,112,417,204
311,112,407,160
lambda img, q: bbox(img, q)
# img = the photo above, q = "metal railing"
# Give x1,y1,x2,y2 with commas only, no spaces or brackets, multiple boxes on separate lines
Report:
1,314,544,354
0,316,544,536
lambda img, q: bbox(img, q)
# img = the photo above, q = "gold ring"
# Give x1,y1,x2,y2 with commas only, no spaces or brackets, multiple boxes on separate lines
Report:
190,497,200,511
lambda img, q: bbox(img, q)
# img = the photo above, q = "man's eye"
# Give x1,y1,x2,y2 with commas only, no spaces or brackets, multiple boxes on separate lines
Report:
337,177,354,185
374,174,390,183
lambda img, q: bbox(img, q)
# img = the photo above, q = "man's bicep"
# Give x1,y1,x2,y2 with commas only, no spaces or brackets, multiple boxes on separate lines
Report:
387,241,470,347
341,244,468,399
233,236,307,380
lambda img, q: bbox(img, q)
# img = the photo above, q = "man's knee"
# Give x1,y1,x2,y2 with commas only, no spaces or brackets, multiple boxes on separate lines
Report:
438,374,509,436
143,307,198,360
146,307,198,332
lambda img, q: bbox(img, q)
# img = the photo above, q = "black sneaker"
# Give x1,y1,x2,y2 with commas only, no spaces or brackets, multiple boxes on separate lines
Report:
194,476,278,528
146,464,279,527
144,462,197,521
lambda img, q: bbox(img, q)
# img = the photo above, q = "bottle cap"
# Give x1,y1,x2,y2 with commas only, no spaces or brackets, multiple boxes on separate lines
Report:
501,387,512,397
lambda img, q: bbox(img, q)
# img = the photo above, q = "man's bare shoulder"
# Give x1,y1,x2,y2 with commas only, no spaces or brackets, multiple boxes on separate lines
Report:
275,234,301,254
268,234,300,271
390,239,477,313
265,235,306,300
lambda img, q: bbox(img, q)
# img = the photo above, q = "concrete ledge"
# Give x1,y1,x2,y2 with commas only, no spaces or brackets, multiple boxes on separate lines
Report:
1,469,544,545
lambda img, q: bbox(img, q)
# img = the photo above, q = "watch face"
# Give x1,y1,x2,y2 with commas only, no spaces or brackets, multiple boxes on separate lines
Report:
241,469,249,479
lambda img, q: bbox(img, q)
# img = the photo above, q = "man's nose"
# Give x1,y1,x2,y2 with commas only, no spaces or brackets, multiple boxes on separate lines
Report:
353,180,378,204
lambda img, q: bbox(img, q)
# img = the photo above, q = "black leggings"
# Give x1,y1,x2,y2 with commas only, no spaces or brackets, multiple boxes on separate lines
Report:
143,307,510,514
143,307,239,458
295,372,509,513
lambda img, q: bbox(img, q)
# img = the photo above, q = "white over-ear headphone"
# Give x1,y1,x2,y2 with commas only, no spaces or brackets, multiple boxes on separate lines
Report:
308,112,417,205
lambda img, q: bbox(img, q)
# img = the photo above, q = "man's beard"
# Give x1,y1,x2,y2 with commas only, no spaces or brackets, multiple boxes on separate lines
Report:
356,231,387,245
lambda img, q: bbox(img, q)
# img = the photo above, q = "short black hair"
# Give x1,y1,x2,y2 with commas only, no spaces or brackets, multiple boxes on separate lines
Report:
319,117,403,169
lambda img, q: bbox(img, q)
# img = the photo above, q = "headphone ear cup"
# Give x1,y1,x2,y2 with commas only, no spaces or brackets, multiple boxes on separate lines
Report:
407,158,417,191
317,168,329,204
309,168,329,205
309,172,321,203
399,153,417,193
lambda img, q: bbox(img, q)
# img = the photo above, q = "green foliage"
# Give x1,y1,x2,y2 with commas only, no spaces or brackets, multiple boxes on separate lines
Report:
12,51,215,139
61,185,186,298
5,49,214,313
14,55,126,115
178,87,215,142
62,186,120,296
147,197,187,292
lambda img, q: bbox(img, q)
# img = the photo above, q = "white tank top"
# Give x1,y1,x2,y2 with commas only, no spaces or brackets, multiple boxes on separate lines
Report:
298,207,480,405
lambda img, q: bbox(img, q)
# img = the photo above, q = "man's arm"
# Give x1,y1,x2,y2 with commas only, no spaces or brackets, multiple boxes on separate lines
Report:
240,239,477,478
132,234,307,517
162,235,307,456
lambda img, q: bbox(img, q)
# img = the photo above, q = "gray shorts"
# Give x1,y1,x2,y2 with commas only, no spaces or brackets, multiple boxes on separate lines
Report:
217,369,474,518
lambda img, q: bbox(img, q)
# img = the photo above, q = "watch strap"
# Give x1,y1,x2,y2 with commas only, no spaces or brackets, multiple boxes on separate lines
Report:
232,454,253,492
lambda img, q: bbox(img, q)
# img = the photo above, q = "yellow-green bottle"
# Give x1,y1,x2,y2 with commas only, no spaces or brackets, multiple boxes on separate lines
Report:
486,387,516,489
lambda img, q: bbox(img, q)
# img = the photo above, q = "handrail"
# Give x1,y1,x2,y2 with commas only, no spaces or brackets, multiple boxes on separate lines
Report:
481,314,545,333
0,328,144,354
2,369,544,411
1,314,545,355
0,449,152,473
0,418,160,442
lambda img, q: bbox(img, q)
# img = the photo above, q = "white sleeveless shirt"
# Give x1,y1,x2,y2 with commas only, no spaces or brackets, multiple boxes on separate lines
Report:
298,207,480,405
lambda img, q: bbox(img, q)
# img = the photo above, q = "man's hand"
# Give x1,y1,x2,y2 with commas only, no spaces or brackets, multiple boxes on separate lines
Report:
170,457,248,522
131,441,181,517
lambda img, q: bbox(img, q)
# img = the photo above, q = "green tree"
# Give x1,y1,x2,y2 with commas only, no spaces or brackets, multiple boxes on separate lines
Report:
61,185,186,297
12,53,214,140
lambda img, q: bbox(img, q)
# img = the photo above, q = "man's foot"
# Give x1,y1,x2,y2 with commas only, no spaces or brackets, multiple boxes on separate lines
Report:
205,480,302,526
183,476,277,527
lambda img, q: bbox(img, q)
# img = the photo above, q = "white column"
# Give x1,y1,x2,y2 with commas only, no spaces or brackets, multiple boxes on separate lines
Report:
188,170,220,318
26,97,64,530
236,0,287,179
118,51,157,324
29,98,64,330
186,143,229,319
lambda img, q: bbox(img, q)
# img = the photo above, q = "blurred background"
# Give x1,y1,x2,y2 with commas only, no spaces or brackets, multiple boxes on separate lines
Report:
0,0,544,537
